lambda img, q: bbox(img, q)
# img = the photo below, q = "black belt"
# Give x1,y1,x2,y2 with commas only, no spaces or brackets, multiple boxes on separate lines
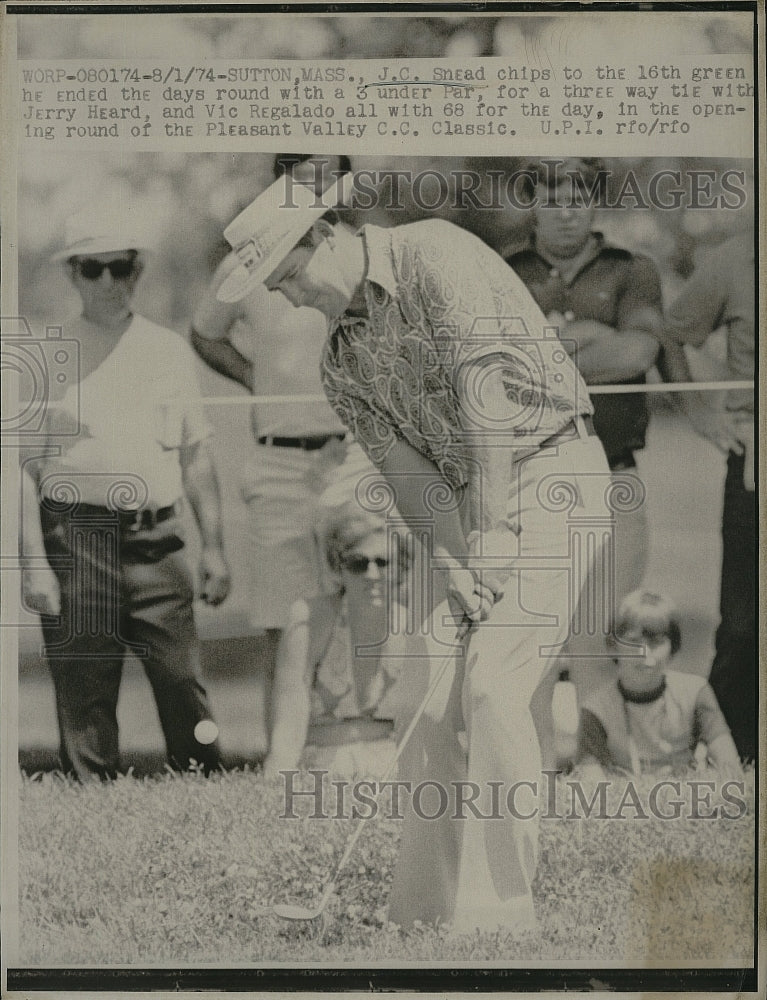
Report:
41,499,178,532
257,433,346,451
118,504,177,532
539,414,596,450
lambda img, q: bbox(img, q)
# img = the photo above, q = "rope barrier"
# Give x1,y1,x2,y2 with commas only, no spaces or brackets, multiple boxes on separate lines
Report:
198,380,754,406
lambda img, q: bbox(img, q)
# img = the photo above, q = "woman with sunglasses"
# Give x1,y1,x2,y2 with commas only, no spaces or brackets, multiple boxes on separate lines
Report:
263,503,410,780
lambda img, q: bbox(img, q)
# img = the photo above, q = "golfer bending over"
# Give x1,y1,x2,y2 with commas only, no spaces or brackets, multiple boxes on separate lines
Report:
263,503,410,780
218,175,610,934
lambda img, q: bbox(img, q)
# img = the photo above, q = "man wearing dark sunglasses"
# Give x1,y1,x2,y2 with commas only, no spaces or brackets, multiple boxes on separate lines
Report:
73,255,139,281
21,211,231,781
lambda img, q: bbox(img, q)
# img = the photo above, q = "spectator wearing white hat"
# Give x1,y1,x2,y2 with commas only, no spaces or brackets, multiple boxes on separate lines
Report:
219,176,611,935
21,209,231,780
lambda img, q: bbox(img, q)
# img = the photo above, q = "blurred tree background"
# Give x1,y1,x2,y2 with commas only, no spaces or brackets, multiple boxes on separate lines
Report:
18,11,753,328
18,148,754,329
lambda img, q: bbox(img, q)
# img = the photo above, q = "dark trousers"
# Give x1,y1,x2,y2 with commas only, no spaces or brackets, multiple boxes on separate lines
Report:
40,502,221,780
708,452,757,763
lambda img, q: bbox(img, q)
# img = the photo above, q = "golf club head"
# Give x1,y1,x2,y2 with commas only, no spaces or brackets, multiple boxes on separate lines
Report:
272,902,323,921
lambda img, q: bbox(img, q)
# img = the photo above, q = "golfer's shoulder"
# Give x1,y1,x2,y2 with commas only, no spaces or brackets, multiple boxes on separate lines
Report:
392,218,489,267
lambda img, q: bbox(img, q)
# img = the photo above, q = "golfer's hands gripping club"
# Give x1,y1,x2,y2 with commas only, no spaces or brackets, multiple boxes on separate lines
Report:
441,530,504,636
446,566,504,638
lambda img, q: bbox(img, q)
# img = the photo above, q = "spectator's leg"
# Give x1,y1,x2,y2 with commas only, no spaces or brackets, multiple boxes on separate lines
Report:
611,467,649,609
260,627,281,739
709,452,756,762
530,662,559,771
45,642,124,781
242,445,326,743
40,507,126,780
122,521,221,774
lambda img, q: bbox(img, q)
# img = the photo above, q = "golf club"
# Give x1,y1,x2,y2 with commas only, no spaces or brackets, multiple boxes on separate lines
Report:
272,616,473,922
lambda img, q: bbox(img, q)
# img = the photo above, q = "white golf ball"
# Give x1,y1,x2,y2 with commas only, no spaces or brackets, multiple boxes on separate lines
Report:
194,720,219,745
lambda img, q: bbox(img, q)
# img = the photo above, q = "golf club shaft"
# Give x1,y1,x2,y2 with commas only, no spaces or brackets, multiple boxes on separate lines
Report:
318,620,471,906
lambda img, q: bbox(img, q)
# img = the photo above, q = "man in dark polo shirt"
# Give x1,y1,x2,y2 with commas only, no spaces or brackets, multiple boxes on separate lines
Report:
507,158,664,700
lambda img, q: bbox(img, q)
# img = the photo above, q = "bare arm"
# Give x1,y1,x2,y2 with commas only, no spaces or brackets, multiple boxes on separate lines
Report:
20,463,60,616
656,339,744,457
180,439,231,606
190,329,253,392
559,254,664,382
190,255,253,391
380,438,469,559
659,253,744,455
453,355,523,539
654,337,741,448
563,318,661,383
707,732,744,781
20,463,46,558
379,437,492,631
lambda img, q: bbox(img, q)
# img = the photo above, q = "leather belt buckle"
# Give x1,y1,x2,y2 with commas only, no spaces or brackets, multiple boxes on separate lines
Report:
124,508,151,532
123,505,175,532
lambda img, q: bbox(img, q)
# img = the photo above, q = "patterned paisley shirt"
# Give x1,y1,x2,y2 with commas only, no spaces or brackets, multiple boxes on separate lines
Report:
320,221,593,493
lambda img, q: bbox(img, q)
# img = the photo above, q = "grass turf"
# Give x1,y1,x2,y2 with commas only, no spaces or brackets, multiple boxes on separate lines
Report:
17,765,755,965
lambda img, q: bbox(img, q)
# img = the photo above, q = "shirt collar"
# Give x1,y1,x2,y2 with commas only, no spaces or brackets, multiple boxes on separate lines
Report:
329,225,398,332
530,230,607,267
359,224,398,300
618,676,667,705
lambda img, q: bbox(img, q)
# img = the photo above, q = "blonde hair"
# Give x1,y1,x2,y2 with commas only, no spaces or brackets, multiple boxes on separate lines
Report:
321,503,410,578
614,590,681,656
